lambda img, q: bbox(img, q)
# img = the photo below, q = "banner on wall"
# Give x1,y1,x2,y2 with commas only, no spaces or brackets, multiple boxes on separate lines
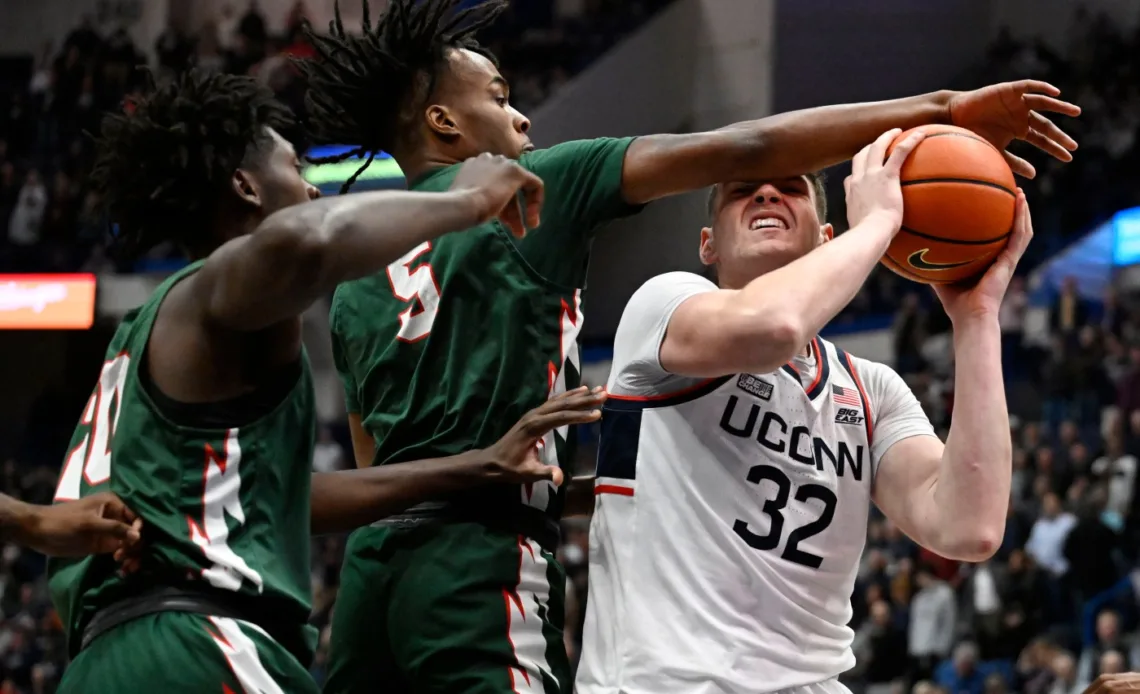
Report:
0,274,96,329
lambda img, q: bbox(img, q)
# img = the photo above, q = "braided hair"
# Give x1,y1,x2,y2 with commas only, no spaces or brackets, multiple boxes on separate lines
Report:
300,0,508,193
90,69,295,261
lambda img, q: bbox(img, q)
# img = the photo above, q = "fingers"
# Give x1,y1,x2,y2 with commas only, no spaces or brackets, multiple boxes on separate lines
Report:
498,197,526,239
1006,189,1034,262
850,140,871,178
541,385,606,410
866,127,901,170
1003,150,1035,179
90,492,137,523
518,168,544,230
883,130,925,174
1022,92,1082,118
526,409,604,437
126,517,143,544
1025,128,1074,162
85,517,138,554
1028,110,1078,151
1012,79,1061,97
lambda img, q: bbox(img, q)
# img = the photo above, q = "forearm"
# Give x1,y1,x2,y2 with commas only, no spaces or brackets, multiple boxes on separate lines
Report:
725,216,897,369
624,91,952,203
309,452,491,535
309,189,479,284
203,190,480,330
931,316,1011,557
0,494,36,545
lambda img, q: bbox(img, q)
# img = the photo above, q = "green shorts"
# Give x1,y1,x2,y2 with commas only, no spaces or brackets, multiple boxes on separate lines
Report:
58,611,319,693
323,521,569,694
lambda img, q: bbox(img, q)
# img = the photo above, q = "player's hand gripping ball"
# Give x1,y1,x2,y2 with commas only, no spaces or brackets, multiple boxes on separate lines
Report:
880,124,1017,285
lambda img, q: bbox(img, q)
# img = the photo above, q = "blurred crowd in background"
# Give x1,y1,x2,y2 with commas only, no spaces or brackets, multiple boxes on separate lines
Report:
0,1,1139,693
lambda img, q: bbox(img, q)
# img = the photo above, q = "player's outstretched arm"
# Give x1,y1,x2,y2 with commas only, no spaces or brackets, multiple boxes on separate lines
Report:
0,493,142,557
620,80,1080,205
658,130,922,377
871,192,1032,562
191,154,543,331
309,387,605,535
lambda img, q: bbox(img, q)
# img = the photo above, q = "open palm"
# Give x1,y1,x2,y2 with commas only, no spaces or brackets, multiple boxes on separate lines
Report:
949,80,1081,178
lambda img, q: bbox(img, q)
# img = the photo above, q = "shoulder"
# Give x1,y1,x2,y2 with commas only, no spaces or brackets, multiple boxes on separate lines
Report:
519,137,637,173
830,347,906,403
609,272,716,396
617,272,717,336
628,271,717,306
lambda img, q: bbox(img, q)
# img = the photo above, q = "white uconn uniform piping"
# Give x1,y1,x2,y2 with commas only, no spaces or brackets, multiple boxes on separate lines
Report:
576,272,935,694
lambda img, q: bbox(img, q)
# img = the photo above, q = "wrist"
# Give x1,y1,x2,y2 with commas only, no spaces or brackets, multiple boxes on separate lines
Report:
457,449,501,481
0,498,39,545
950,308,1001,335
450,188,493,227
851,211,901,243
931,89,957,125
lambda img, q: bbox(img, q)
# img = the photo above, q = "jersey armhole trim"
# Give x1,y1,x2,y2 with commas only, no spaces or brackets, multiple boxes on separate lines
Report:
606,375,732,411
836,350,874,445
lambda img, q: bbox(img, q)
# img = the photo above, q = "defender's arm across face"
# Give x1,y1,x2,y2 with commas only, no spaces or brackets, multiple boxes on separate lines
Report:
619,81,1079,206
657,130,921,378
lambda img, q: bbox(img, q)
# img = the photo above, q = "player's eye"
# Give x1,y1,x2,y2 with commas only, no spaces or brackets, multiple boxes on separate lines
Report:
495,96,508,106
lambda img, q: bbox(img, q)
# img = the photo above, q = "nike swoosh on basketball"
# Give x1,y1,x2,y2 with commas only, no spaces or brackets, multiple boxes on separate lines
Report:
907,248,972,271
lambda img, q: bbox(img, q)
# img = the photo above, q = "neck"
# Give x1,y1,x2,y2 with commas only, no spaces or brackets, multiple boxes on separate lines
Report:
394,141,467,185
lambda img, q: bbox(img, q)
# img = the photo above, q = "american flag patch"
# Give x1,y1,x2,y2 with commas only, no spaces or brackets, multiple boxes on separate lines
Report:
832,385,861,407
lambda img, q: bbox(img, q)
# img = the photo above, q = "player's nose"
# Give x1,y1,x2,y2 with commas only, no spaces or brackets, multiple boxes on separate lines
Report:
307,183,321,201
512,107,531,134
753,183,781,204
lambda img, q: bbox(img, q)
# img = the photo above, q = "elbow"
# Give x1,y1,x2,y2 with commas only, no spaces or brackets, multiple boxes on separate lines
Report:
721,307,805,372
933,525,1004,563
260,208,339,288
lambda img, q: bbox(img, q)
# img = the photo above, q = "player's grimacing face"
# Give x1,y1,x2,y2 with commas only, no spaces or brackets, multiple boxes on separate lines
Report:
438,49,533,159
702,177,830,273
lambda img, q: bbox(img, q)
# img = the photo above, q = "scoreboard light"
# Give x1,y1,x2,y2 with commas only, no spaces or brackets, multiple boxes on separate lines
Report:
0,274,96,330
303,144,405,189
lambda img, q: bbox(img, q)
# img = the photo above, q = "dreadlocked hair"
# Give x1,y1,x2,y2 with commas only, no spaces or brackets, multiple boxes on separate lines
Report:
300,0,508,193
90,68,296,262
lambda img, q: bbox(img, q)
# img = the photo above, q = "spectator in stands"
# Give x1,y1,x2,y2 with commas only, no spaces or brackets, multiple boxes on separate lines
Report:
1079,611,1136,688
7,169,46,255
1026,492,1076,579
936,641,989,694
1049,651,1080,694
1092,430,1137,520
1063,486,1122,606
1053,278,1091,339
852,599,909,694
910,564,958,681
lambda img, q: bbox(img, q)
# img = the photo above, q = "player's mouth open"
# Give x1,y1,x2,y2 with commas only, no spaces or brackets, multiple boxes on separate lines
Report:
748,213,790,231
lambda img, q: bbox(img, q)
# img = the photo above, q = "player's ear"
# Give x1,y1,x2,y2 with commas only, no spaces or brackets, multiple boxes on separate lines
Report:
231,169,261,208
699,226,717,265
819,223,834,244
426,104,460,138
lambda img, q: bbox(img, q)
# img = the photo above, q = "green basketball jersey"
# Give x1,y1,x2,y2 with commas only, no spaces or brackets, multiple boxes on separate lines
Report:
48,261,317,659
331,137,641,521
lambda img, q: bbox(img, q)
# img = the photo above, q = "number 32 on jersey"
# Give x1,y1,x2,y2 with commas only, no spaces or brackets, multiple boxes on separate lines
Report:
387,241,441,343
55,353,130,501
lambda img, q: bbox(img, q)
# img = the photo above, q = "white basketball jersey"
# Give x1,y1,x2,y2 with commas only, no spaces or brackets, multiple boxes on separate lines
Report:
577,272,934,694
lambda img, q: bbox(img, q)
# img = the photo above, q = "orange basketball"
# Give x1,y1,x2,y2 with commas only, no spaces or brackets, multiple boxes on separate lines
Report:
881,124,1016,284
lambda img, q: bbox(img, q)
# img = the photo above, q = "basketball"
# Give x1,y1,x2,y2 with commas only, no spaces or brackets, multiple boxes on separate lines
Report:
881,124,1017,284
